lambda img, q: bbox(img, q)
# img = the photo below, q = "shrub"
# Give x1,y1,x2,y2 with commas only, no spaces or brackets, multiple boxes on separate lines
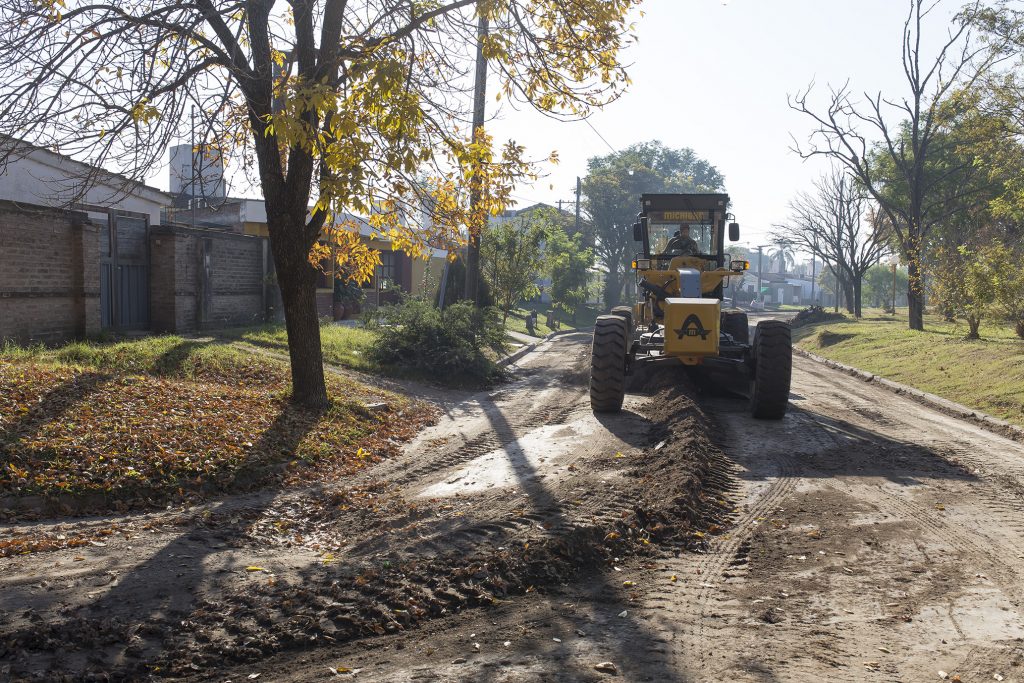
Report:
367,299,507,386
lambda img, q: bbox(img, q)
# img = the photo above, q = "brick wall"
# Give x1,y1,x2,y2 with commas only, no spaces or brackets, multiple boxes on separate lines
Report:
0,200,100,344
150,225,272,333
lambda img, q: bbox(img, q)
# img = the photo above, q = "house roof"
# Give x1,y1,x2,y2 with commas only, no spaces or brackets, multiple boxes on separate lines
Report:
0,135,172,203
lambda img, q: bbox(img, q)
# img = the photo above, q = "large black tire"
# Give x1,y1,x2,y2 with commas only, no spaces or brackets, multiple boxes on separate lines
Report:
610,305,633,334
722,311,749,344
749,320,792,419
590,315,628,413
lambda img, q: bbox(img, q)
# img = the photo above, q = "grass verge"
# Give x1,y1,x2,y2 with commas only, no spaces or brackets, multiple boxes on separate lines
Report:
0,335,436,515
794,310,1024,428
504,302,602,338
216,323,377,372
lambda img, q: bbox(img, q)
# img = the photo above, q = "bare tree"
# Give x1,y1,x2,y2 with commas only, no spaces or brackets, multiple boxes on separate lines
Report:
774,170,889,317
0,0,639,407
789,0,999,330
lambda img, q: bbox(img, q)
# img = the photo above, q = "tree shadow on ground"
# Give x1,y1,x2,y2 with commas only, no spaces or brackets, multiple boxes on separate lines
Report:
0,401,325,679
0,372,113,476
0,371,111,444
704,396,980,487
471,396,694,682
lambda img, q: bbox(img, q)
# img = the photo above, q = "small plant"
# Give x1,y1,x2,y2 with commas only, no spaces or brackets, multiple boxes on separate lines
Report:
367,300,507,386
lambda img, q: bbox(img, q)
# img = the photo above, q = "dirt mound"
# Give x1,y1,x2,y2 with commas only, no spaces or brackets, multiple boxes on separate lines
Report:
815,329,856,347
791,305,847,328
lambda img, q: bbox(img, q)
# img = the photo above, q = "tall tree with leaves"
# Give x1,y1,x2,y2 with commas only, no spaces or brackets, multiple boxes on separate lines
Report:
546,224,594,324
481,210,548,323
864,263,909,310
931,242,1009,338
0,0,640,407
768,240,796,275
582,141,724,308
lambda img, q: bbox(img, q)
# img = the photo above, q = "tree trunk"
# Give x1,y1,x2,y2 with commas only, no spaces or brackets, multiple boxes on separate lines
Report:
841,275,855,315
907,255,924,331
465,232,480,305
269,217,329,410
1016,319,1024,340
966,315,981,339
603,269,625,309
853,276,863,318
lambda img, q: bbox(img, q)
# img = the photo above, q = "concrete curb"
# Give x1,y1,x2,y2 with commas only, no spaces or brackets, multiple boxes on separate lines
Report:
498,328,580,367
793,346,1024,443
498,341,537,367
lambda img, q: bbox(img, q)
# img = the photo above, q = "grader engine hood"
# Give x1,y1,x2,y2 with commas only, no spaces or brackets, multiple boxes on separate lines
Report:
677,267,701,298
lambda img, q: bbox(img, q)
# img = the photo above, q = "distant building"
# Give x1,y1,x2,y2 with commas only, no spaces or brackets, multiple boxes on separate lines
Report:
168,143,226,205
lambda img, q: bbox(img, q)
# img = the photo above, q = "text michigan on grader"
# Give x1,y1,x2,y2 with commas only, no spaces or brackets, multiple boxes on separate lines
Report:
589,193,792,419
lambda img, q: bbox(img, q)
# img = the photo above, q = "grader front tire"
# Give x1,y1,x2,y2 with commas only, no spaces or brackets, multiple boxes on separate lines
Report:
590,315,628,413
610,305,634,332
749,320,792,420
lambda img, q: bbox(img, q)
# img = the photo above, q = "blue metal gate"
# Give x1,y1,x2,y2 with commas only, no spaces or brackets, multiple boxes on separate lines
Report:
99,212,150,331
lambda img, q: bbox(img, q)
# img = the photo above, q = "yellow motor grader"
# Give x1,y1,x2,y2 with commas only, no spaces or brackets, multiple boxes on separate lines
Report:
590,193,792,419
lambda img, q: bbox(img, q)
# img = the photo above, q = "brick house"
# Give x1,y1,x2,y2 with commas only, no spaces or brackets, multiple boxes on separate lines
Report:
170,197,446,317
0,138,446,343
0,140,171,341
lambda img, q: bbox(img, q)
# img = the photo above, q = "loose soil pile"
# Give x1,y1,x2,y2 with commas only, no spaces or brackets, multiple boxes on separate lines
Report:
791,305,847,328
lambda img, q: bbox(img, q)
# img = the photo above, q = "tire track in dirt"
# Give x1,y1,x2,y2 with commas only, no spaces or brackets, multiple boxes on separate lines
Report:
792,354,1024,680
636,403,803,678
643,341,1024,681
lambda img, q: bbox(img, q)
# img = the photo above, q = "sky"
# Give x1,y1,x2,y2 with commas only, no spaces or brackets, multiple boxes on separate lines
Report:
484,0,965,250
145,0,967,253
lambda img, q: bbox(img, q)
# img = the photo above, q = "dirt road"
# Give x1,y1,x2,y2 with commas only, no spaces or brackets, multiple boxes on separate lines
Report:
4,327,1024,682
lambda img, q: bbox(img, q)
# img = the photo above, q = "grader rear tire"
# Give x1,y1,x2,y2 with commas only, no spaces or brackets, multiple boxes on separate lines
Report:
722,311,749,344
590,315,628,413
749,320,792,420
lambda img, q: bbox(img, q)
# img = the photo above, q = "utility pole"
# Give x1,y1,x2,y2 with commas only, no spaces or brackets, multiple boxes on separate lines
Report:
464,9,488,306
756,245,765,301
190,105,196,228
810,256,816,304
810,238,817,304
574,176,581,234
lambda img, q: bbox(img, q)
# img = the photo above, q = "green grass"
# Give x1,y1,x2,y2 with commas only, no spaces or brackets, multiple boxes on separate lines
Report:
2,335,275,385
222,323,376,371
504,302,602,338
794,309,1024,428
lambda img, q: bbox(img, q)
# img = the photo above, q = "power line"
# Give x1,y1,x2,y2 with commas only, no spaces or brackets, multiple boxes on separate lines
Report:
584,118,617,155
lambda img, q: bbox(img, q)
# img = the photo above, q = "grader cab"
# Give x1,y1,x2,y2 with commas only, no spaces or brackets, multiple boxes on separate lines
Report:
590,193,792,419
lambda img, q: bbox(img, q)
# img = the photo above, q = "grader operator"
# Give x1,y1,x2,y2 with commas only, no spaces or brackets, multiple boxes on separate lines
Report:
589,193,792,419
